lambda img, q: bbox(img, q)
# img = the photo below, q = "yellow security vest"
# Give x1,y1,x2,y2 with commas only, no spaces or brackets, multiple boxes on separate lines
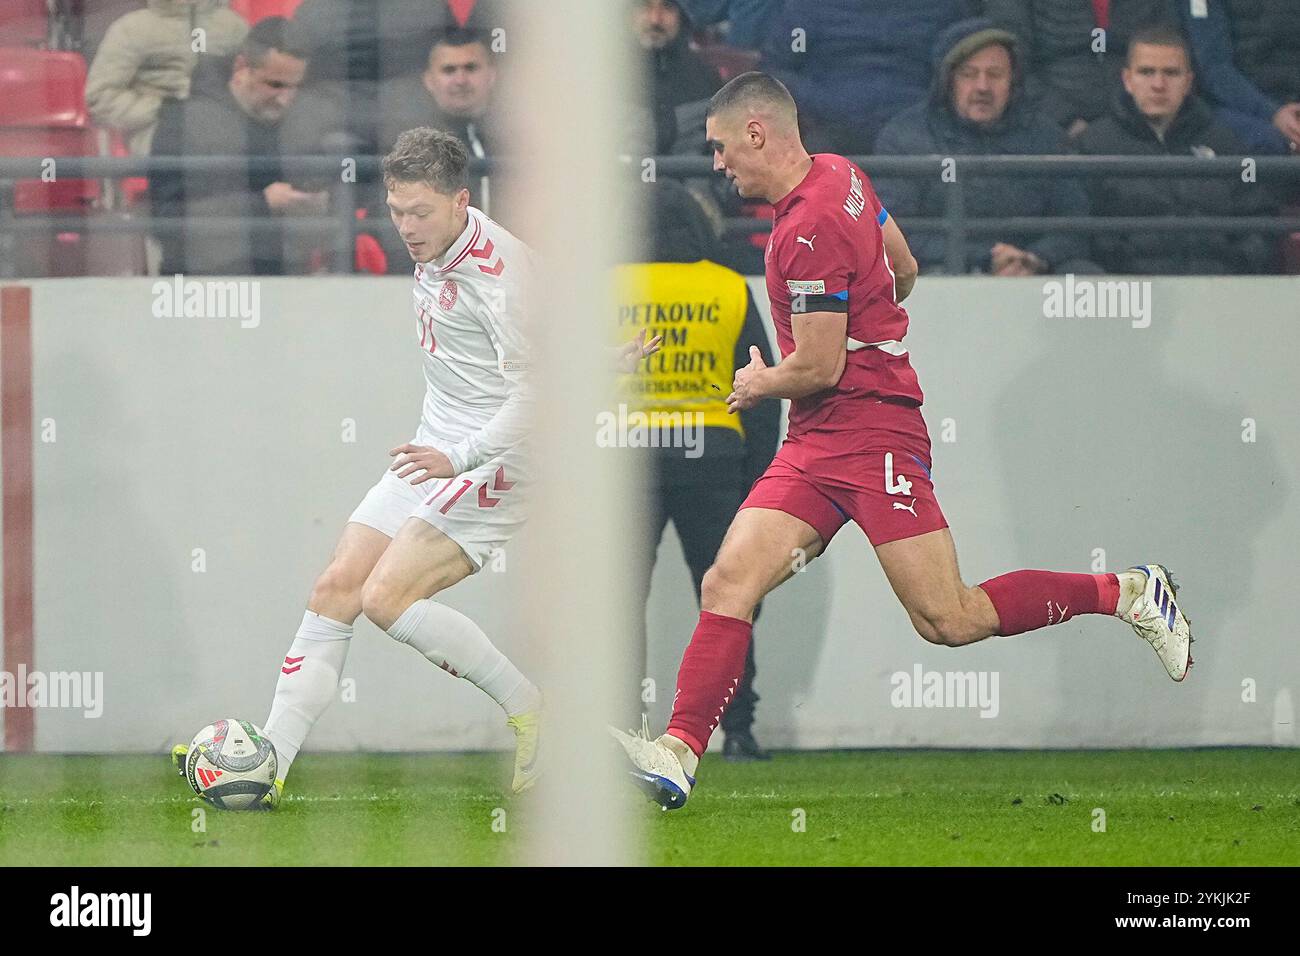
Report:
613,260,750,436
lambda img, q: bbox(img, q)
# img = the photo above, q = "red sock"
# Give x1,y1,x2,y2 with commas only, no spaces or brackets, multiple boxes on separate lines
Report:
978,570,1119,636
665,610,752,757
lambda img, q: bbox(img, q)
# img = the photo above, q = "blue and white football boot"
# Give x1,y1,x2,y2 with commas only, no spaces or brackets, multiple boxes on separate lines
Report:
1124,564,1194,681
609,715,696,811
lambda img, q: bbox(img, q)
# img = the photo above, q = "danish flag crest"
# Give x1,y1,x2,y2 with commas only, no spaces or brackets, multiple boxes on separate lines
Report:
438,279,459,310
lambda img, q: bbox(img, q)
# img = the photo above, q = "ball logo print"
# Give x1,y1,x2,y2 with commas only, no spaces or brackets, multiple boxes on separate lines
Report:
184,719,277,811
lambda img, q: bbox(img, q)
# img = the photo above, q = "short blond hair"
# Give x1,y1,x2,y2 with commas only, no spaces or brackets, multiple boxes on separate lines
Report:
382,127,469,194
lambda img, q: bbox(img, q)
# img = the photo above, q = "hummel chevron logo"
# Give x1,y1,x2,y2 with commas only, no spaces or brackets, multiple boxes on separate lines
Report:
281,655,304,675
469,236,505,276
477,466,515,508
796,234,816,252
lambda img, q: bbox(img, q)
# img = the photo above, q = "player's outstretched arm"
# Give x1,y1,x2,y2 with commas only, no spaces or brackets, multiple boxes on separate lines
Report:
727,310,847,412
881,213,918,303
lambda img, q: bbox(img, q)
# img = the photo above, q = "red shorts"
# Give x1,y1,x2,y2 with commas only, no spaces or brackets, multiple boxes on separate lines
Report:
740,400,948,547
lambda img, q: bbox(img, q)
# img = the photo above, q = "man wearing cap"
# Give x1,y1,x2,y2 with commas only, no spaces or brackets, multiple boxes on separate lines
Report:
873,18,1098,276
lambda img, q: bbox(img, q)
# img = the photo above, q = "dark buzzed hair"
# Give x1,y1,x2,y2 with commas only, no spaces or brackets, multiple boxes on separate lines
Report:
383,127,470,194
239,16,310,66
432,25,492,52
1126,23,1191,66
706,71,798,124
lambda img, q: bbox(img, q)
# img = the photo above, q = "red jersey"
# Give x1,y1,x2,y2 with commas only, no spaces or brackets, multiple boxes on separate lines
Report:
764,153,924,435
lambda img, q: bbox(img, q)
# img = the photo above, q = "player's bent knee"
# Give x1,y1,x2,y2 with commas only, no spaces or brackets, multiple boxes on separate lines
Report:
700,562,760,618
308,562,366,621
359,575,407,633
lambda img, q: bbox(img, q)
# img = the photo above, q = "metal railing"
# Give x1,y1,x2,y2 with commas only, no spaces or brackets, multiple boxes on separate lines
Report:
1,154,1298,276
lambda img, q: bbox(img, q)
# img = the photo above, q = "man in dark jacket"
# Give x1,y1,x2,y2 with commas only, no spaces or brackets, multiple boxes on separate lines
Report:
985,0,1177,139
761,0,979,155
1178,0,1300,155
377,27,511,214
632,0,723,154
680,0,779,50
368,27,517,265
873,18,1097,276
377,27,506,157
1074,23,1275,274
617,179,780,760
149,16,342,274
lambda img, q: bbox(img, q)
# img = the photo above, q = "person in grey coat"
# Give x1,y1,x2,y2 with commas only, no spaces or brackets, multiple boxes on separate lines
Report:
148,17,343,275
86,0,250,156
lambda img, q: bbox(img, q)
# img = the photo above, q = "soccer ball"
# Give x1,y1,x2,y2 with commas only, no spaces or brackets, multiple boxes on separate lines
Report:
184,718,278,810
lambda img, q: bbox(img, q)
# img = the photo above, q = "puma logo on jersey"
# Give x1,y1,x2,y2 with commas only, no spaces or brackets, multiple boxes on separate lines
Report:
892,498,918,517
796,235,816,252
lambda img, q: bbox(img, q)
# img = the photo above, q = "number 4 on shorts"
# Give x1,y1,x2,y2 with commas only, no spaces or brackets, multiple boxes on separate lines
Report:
884,452,912,496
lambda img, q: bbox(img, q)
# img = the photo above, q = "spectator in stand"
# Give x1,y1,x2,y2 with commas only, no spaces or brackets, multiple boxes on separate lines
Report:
873,18,1098,276
1177,0,1300,154
1074,24,1275,273
378,27,504,157
86,0,249,156
632,0,724,154
760,0,980,155
149,16,341,274
679,0,779,50
290,0,508,154
367,26,515,262
291,0,505,87
984,0,1176,140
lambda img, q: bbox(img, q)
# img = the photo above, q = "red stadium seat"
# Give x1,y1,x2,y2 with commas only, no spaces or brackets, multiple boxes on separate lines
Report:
0,47,88,127
229,0,304,24
0,125,101,211
0,0,48,46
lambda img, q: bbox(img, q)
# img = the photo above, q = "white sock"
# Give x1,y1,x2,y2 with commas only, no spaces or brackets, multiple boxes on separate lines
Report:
263,610,352,781
662,733,699,777
387,598,541,716
1115,570,1146,618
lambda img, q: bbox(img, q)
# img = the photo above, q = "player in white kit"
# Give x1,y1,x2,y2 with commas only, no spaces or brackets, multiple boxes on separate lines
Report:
173,128,579,805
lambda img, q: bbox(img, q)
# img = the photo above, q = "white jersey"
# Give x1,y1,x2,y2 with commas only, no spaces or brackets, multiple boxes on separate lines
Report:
410,206,534,475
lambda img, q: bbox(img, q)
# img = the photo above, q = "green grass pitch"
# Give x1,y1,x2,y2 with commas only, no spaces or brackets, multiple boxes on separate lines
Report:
1,749,1296,866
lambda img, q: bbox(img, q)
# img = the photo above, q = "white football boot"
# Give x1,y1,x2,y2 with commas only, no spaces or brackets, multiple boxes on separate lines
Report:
1124,564,1194,681
609,715,695,811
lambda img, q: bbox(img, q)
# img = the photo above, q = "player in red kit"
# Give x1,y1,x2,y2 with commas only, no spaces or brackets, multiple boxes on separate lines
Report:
611,72,1194,810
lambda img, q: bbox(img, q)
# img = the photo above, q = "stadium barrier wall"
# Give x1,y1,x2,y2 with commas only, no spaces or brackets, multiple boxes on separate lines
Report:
1,275,1296,752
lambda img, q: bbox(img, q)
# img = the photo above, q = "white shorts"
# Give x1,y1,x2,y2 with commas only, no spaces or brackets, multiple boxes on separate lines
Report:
348,447,529,570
